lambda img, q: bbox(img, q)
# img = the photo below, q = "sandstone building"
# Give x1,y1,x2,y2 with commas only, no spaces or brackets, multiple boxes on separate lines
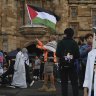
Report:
0,0,96,52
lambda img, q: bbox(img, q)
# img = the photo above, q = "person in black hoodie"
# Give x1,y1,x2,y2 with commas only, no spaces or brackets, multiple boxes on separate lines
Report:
56,28,80,96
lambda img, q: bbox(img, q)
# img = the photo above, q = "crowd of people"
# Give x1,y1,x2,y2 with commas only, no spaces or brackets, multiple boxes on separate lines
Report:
0,27,95,96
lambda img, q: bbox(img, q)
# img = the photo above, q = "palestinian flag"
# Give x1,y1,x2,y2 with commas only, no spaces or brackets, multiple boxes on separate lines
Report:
26,5,60,30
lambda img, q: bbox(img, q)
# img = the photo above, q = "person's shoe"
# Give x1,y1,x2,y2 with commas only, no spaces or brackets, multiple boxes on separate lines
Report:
47,87,56,92
38,85,48,91
0,75,3,82
30,80,35,87
0,75,3,79
7,85,16,88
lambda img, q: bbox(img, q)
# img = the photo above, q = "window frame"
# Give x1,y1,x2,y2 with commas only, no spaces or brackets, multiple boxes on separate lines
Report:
69,22,79,36
70,6,78,19
68,0,96,4
31,0,43,7
91,8,96,27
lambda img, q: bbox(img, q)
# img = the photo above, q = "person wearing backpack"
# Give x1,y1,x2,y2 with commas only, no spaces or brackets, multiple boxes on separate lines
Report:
56,28,80,96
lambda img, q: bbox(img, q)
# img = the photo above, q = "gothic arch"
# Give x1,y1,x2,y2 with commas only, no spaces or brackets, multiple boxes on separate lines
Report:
24,41,43,56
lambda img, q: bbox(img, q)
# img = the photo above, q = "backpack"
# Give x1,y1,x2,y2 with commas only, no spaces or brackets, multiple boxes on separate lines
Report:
61,49,74,67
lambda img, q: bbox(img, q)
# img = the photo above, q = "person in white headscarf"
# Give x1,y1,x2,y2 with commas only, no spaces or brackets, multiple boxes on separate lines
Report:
11,48,27,88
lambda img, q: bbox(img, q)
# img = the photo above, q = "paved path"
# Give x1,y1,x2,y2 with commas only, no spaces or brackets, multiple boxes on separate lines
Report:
0,81,83,96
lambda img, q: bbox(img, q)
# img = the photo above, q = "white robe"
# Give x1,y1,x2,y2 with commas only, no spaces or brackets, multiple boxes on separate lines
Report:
11,51,27,88
83,49,96,96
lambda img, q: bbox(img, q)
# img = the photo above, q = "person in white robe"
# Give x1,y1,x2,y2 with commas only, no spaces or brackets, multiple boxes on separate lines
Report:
83,49,96,96
83,31,96,96
11,49,27,88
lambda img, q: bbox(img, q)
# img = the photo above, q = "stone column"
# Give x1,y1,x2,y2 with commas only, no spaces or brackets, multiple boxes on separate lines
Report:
0,1,3,49
3,0,17,52
0,0,9,51
51,0,69,34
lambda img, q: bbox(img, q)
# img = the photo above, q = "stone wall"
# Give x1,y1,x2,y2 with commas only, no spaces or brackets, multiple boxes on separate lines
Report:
0,0,18,52
0,0,96,52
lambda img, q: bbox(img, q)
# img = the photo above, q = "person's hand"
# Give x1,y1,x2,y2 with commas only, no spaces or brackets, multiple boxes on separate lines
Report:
35,38,38,41
32,68,34,71
86,46,91,52
84,88,88,96
84,91,88,96
34,38,38,44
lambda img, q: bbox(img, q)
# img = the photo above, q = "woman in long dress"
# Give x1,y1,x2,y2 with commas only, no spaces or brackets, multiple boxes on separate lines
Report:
11,48,27,88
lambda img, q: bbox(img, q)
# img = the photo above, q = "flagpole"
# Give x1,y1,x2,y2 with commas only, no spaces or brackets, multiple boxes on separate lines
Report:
25,0,33,26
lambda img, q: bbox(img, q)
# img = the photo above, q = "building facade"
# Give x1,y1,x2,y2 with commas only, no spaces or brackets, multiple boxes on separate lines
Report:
0,0,96,52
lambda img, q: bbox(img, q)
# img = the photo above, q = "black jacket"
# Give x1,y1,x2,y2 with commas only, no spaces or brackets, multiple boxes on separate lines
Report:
56,37,80,66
